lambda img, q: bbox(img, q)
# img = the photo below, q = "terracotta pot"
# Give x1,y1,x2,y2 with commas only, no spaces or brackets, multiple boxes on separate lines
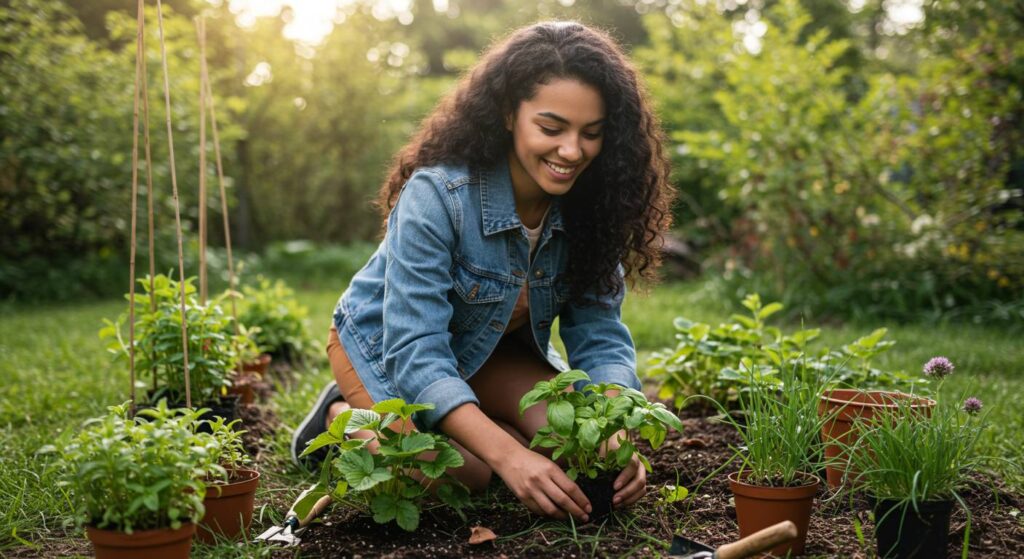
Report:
242,353,272,376
728,471,819,556
818,390,935,488
86,523,195,559
872,497,953,558
576,470,621,521
197,469,260,544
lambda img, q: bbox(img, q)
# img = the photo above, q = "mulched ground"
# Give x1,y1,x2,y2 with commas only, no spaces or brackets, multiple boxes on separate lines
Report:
286,411,1024,558
10,401,1023,558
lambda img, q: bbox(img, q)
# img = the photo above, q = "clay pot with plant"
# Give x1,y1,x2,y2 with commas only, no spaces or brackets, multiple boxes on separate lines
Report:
237,276,314,369
195,416,260,544
43,402,218,559
519,370,684,520
709,353,832,557
101,274,249,419
818,353,944,488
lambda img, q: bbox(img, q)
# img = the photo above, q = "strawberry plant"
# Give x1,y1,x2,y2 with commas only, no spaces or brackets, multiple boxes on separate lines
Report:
296,399,470,531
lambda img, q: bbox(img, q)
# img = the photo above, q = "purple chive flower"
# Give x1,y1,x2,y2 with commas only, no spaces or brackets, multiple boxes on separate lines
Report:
923,356,955,378
963,397,983,415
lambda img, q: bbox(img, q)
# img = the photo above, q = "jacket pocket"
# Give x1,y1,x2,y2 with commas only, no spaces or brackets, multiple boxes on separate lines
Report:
449,263,507,333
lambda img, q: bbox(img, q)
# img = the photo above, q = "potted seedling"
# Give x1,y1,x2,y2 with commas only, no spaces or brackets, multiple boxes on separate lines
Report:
295,399,471,531
711,353,832,556
45,401,215,559
818,352,942,488
227,325,263,405
238,276,313,369
519,370,684,520
843,358,991,558
195,417,260,544
101,274,249,420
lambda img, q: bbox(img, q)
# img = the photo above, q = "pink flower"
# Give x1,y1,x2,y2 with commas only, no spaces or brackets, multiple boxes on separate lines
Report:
923,356,955,378
963,397,983,415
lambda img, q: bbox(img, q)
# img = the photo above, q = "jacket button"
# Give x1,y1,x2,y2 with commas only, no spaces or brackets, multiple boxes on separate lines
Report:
468,284,479,300
534,268,544,278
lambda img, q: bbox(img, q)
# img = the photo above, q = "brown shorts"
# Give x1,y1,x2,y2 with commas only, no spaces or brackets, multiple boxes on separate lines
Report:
326,326,414,432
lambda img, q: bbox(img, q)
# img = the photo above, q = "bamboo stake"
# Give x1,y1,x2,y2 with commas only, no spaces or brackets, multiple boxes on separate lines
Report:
128,0,145,417
197,16,208,305
202,24,242,371
141,10,158,393
155,0,191,408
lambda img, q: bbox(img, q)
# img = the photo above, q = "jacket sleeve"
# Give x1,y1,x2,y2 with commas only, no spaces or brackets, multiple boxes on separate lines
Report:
557,267,640,392
382,170,479,431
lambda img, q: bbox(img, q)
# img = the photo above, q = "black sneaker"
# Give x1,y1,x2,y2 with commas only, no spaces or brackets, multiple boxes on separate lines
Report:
291,381,343,472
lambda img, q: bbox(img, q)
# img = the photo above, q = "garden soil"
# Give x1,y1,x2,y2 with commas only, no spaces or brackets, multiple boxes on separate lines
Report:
283,413,1024,559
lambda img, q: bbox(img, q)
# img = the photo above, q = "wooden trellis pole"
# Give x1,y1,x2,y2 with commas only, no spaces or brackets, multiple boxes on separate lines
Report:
155,0,191,408
198,16,243,362
127,0,145,416
197,16,208,305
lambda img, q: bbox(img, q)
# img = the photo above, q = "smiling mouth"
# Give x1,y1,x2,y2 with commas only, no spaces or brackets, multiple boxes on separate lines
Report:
543,160,578,176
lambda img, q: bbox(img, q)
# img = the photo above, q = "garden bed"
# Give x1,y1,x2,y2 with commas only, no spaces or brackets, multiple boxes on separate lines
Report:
287,415,1024,558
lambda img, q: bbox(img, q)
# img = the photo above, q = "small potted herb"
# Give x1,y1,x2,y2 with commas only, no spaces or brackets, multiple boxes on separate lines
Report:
519,370,684,520
714,355,832,556
843,359,992,558
101,274,249,418
45,401,215,559
296,399,470,531
818,345,938,488
238,276,313,368
195,417,260,544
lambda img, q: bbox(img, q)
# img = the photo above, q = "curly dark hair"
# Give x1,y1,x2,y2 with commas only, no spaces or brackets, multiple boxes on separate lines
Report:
377,21,674,303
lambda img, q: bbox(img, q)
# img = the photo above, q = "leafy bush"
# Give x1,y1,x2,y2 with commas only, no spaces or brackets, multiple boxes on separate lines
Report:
238,276,313,365
519,370,683,481
45,401,217,533
100,274,248,406
645,294,923,410
297,399,470,532
641,0,1023,321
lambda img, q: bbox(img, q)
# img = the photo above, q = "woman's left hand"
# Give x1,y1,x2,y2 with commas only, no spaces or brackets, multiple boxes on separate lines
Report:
612,454,646,509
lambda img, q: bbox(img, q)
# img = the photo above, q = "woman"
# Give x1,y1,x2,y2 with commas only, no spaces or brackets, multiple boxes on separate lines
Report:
292,21,673,522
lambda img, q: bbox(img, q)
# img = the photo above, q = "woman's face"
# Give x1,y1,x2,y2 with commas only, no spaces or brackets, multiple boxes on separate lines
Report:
507,78,605,199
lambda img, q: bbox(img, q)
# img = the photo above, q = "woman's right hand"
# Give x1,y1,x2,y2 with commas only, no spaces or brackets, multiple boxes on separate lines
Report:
495,446,592,521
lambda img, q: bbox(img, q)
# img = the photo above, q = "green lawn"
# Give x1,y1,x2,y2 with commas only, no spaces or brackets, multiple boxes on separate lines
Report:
1,279,1021,556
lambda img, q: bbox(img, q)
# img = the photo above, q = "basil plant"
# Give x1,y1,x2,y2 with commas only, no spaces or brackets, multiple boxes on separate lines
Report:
519,370,684,481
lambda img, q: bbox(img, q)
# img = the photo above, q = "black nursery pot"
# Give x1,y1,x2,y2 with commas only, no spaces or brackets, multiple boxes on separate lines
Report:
576,470,621,522
872,497,953,559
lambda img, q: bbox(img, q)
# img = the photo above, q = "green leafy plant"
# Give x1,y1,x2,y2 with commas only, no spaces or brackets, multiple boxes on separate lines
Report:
519,370,684,481
100,274,249,406
200,417,252,479
296,399,470,531
238,276,313,366
646,294,922,410
44,401,217,533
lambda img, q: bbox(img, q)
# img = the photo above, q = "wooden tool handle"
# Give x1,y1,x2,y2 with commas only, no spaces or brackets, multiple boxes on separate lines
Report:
298,494,333,528
714,521,798,559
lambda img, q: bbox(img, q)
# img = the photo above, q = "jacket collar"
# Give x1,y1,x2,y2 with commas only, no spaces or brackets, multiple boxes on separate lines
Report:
479,160,565,236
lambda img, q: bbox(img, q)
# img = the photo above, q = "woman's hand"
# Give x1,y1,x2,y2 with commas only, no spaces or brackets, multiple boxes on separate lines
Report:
495,446,592,521
605,430,647,509
612,454,646,508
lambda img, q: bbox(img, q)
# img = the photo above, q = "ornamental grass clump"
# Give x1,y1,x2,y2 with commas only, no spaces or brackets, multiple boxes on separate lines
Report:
845,396,991,506
296,399,470,531
721,356,832,487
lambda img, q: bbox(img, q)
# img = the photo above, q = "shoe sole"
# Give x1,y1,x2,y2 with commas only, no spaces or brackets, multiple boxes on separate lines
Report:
290,381,342,470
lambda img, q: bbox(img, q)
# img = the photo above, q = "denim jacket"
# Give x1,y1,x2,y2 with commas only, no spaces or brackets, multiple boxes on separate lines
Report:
333,161,640,431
